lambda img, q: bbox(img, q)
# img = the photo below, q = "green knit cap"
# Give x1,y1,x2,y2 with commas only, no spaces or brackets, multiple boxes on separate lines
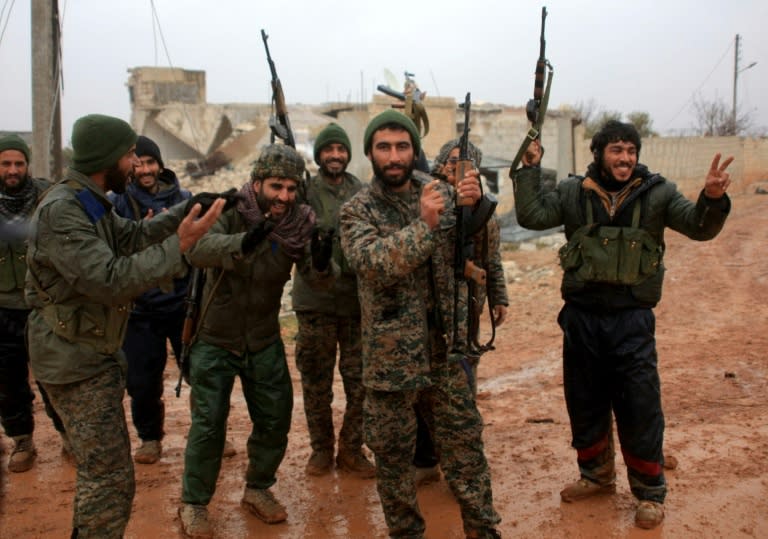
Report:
0,134,31,162
363,109,421,157
313,123,351,165
71,114,138,175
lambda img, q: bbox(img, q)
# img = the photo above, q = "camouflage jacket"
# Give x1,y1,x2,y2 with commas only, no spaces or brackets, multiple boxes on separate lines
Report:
513,164,731,309
340,174,468,391
186,205,334,356
0,177,51,310
25,168,188,384
472,216,508,314
292,171,363,316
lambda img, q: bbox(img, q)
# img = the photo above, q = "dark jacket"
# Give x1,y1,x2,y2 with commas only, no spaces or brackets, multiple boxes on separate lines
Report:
513,164,731,310
108,168,191,314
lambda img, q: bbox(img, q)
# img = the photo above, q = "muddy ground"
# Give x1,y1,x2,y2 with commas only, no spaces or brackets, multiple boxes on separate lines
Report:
1,191,766,538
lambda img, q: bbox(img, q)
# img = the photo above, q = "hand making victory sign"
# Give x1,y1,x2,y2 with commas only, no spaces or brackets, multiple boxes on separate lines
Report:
704,153,734,199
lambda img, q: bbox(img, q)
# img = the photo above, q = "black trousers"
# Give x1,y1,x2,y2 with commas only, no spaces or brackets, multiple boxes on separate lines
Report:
558,302,666,502
0,307,35,437
123,308,184,441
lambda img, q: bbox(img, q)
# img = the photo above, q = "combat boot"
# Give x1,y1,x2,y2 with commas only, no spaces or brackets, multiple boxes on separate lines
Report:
178,503,213,539
8,434,36,472
241,487,287,524
134,440,162,464
336,447,376,479
560,477,616,502
305,449,333,476
635,500,665,529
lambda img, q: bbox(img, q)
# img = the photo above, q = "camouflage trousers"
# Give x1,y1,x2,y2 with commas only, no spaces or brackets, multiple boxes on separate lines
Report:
364,357,500,538
41,364,135,539
295,312,364,453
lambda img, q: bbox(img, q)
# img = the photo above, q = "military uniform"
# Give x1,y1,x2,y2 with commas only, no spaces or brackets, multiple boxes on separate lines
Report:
292,170,364,459
340,174,500,538
26,167,189,538
513,161,731,504
181,180,333,508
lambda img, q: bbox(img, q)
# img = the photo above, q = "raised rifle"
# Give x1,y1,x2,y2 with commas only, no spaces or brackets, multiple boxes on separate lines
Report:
509,6,553,176
261,29,296,148
175,266,205,397
452,93,497,359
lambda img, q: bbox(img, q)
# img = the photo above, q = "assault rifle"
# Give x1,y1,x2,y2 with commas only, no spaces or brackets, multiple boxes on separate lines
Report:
509,6,553,176
261,29,296,148
376,71,430,138
452,93,497,358
175,266,204,397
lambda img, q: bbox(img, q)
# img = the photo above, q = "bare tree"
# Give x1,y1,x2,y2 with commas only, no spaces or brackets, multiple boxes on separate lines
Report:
626,111,658,138
692,96,752,136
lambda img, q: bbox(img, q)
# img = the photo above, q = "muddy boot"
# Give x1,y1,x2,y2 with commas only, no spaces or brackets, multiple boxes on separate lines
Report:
223,439,236,458
414,464,441,487
560,477,616,502
241,487,287,524
8,435,37,472
178,503,213,538
635,500,665,529
305,449,333,476
336,447,376,479
134,440,162,464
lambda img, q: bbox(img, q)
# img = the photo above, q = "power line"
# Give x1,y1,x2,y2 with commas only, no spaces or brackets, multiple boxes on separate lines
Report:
663,38,733,129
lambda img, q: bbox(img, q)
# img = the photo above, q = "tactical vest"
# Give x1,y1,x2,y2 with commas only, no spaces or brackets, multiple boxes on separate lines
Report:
558,195,663,286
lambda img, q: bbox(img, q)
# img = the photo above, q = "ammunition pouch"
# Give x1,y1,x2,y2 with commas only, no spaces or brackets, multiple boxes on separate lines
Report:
559,197,663,287
40,302,130,355
0,243,27,292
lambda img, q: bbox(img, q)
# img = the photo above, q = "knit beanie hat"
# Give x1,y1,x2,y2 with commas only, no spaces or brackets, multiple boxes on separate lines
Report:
135,135,164,169
363,109,421,157
251,144,305,182
313,123,351,165
71,114,138,175
431,138,483,175
0,134,31,162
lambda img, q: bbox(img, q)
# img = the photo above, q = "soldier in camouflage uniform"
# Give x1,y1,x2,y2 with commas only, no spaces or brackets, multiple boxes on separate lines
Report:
339,110,501,539
25,114,225,538
0,134,68,473
292,123,375,478
179,144,336,538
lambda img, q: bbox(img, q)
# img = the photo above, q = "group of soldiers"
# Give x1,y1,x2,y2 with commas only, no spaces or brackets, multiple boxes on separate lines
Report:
0,106,731,538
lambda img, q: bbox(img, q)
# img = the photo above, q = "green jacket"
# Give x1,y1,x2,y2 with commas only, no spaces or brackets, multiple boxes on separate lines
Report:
186,205,334,356
513,164,730,309
0,177,51,309
26,168,188,384
340,175,468,391
291,171,363,316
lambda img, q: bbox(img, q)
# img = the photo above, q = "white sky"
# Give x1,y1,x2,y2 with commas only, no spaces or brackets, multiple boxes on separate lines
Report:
1,0,766,142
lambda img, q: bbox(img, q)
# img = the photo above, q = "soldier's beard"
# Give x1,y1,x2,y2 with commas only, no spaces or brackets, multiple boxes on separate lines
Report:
320,158,347,180
372,161,414,189
105,164,129,194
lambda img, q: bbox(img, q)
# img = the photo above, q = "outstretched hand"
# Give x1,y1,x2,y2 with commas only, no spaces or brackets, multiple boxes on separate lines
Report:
178,198,226,253
704,153,734,199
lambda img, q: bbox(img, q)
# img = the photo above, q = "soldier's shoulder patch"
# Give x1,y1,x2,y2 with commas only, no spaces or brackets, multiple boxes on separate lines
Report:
75,190,106,223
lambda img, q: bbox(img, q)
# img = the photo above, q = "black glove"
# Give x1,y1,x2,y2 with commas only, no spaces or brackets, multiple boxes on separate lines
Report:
185,188,243,216
241,220,275,255
311,227,334,271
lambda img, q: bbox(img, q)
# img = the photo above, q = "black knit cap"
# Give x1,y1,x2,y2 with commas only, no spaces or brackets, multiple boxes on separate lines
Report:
71,114,137,175
313,123,351,165
135,135,164,169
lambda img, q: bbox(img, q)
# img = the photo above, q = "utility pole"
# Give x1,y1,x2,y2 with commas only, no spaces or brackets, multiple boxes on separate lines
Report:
732,33,757,135
31,0,62,181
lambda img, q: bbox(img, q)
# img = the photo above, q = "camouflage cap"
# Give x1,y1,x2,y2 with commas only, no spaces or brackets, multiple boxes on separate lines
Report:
251,144,305,182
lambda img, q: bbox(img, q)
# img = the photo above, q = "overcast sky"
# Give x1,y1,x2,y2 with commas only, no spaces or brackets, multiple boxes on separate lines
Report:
1,0,766,143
